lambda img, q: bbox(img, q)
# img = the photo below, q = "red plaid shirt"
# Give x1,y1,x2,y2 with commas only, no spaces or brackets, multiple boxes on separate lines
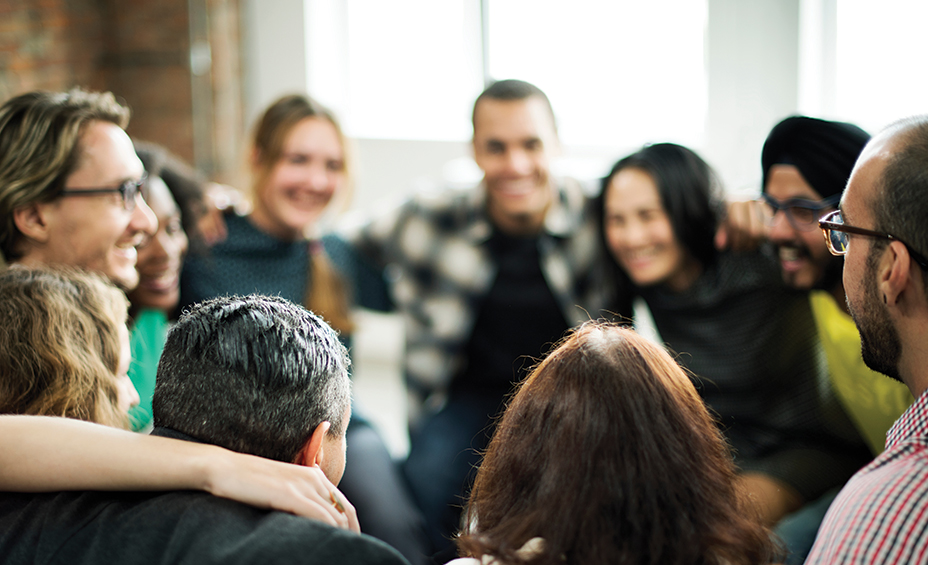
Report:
807,388,928,563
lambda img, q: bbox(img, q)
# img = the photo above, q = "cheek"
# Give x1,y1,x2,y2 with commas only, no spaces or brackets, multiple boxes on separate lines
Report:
605,224,625,257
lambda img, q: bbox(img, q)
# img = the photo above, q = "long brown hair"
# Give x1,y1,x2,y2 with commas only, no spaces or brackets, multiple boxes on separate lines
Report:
458,322,776,565
250,94,354,333
0,266,130,429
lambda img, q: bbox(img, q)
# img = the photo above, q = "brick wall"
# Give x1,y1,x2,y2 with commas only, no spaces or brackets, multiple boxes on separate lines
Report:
0,0,244,182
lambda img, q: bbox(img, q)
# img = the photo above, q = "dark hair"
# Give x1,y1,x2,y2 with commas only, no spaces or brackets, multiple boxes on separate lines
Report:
871,116,928,293
761,116,870,200
133,139,208,253
600,143,724,278
0,89,130,262
472,79,556,131
153,294,351,463
458,322,775,565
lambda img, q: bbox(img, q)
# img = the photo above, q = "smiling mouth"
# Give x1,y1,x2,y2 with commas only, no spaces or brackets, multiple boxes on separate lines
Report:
777,244,812,272
139,270,180,293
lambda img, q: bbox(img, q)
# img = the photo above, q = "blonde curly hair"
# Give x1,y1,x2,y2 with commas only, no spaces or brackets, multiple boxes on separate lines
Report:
0,266,130,429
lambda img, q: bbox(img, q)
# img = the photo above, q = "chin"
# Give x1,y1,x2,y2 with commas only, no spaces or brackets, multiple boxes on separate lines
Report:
109,270,139,292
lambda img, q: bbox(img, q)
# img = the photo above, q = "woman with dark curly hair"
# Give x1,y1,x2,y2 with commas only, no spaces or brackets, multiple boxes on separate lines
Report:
453,322,776,565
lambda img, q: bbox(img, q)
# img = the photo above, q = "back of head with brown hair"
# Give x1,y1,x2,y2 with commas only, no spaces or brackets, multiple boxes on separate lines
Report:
458,322,775,565
0,89,130,263
0,266,130,429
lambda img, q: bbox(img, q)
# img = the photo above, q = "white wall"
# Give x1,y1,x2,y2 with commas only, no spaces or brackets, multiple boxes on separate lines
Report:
241,0,825,208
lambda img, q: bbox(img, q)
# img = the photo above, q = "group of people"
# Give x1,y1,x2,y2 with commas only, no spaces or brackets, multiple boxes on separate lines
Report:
0,79,925,565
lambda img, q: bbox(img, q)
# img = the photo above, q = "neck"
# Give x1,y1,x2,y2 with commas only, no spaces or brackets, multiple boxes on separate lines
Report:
898,322,928,399
488,209,546,236
663,256,704,293
248,205,302,242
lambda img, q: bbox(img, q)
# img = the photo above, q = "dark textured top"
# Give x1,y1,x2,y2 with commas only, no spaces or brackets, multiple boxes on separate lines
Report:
452,229,569,394
0,436,409,565
180,212,391,312
639,250,871,500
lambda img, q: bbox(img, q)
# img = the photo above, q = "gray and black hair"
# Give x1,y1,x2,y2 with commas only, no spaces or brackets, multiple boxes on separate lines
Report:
153,295,351,464
871,116,928,291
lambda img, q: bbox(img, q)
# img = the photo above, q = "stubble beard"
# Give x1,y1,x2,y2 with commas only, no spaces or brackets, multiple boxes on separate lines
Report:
850,249,904,384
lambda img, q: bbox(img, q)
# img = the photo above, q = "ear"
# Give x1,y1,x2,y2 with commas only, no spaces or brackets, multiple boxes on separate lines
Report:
12,203,52,244
294,420,331,467
880,240,913,307
250,147,263,169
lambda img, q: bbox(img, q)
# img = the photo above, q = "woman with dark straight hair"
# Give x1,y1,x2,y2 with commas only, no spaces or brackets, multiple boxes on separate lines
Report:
599,143,870,531
454,322,776,565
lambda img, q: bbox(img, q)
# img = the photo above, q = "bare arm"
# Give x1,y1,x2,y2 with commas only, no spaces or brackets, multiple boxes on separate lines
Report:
0,416,359,532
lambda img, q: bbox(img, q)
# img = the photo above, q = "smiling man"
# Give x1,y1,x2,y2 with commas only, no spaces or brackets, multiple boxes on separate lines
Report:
0,89,156,289
805,115,928,564
760,117,912,460
0,89,159,429
346,79,608,559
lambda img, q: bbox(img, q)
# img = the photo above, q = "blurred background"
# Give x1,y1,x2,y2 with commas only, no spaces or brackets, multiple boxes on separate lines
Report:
4,0,926,453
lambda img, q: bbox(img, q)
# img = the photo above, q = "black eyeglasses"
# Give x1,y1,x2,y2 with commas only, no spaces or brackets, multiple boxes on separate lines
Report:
59,172,148,211
819,210,928,270
762,193,840,232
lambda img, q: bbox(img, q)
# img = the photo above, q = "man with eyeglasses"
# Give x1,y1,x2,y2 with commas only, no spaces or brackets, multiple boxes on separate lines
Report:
805,115,928,563
0,88,158,428
0,89,157,290
760,116,912,460
721,116,914,564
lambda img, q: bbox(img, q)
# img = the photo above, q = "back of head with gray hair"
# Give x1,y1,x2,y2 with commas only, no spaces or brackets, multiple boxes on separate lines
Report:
153,295,351,463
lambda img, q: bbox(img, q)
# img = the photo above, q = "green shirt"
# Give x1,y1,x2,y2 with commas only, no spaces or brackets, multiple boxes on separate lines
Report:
127,309,169,431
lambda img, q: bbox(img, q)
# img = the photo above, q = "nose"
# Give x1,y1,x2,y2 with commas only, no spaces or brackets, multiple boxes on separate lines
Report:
503,149,533,176
621,218,650,247
130,194,158,238
768,209,797,242
146,230,171,262
306,163,334,193
128,380,140,408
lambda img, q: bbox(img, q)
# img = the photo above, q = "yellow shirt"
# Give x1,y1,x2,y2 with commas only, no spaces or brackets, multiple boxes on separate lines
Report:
811,291,914,454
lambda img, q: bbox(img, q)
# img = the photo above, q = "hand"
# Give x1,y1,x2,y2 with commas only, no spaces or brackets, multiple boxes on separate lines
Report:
715,199,770,252
197,183,248,246
205,450,360,533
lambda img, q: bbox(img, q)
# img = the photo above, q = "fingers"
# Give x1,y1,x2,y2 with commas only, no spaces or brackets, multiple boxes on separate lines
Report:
716,200,770,252
206,450,361,533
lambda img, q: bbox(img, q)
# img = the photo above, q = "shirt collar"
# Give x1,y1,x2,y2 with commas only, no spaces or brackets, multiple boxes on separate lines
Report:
886,386,928,448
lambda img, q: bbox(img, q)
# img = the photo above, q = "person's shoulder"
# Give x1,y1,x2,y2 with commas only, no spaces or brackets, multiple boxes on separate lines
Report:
148,492,407,563
0,490,408,565
263,514,409,564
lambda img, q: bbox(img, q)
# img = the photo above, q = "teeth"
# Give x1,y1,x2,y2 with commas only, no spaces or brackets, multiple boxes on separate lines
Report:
779,246,803,262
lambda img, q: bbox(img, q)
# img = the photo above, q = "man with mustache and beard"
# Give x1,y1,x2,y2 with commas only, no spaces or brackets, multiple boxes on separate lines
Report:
805,115,928,564
759,117,913,459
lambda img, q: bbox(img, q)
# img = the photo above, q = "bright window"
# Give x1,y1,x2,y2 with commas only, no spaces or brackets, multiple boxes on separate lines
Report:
835,0,928,133
330,0,708,149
